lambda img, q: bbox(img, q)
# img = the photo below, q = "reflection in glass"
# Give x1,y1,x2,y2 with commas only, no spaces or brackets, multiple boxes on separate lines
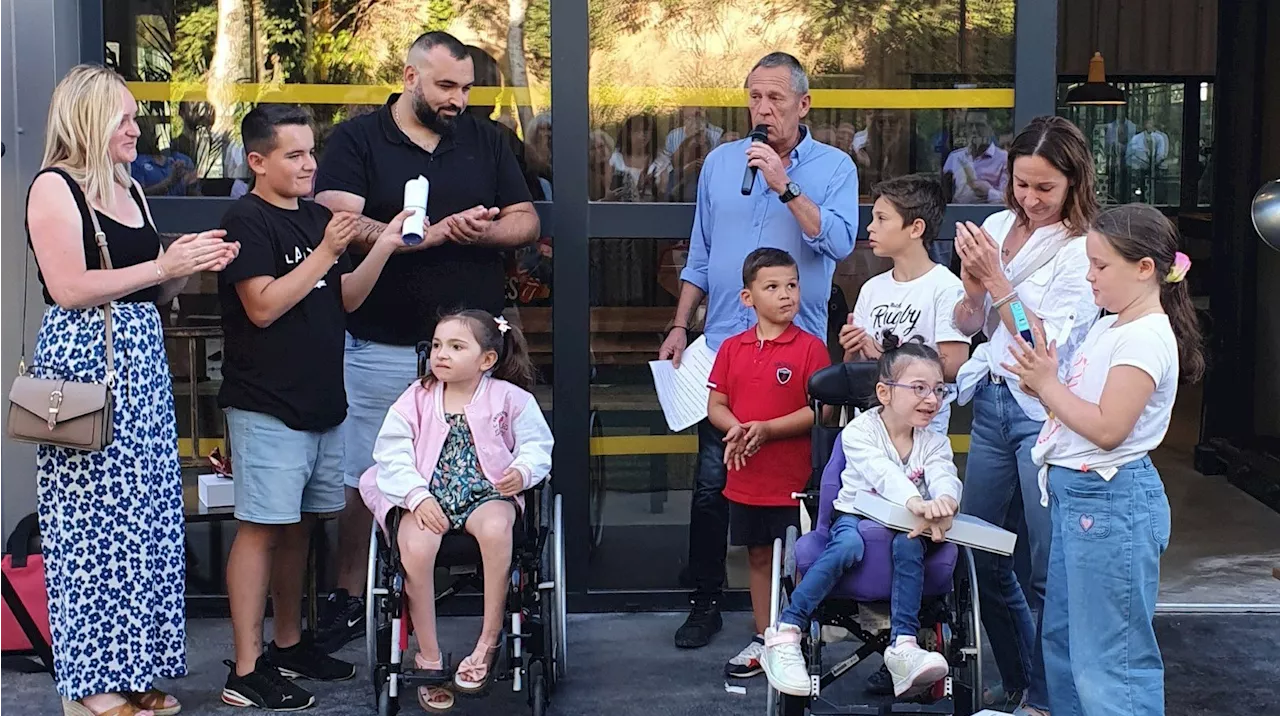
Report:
1059,82,1189,207
105,1,550,198
588,0,1015,202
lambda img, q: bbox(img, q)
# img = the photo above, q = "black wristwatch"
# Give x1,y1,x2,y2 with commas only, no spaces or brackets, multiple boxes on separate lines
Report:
779,181,802,203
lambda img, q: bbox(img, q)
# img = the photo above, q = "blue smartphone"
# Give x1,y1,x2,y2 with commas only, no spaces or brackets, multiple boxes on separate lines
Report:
1009,300,1035,346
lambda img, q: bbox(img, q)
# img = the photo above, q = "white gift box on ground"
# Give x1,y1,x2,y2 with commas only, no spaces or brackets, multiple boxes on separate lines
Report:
198,473,235,508
850,491,1018,556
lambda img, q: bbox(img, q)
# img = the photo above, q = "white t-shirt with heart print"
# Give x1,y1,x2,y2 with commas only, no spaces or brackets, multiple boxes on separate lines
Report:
1030,313,1180,504
851,264,970,433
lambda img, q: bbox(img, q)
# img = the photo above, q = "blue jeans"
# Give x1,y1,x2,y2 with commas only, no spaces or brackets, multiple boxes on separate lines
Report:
1043,459,1170,716
780,515,928,640
960,379,1050,709
341,335,419,488
688,420,729,599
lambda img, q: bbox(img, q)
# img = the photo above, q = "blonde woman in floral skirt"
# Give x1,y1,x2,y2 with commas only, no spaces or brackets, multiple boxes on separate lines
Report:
24,64,239,716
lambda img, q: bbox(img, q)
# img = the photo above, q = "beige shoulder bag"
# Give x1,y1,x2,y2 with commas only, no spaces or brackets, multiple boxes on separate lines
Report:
7,204,116,452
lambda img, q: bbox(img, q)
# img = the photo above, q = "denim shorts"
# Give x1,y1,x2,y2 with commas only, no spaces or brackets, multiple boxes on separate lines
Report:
226,407,345,524
341,334,419,488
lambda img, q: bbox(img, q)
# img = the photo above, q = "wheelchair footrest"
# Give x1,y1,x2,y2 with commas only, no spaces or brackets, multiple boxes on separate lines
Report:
883,698,956,714
806,697,956,716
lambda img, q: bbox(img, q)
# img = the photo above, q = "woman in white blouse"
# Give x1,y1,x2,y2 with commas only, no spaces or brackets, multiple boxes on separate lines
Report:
948,116,1100,716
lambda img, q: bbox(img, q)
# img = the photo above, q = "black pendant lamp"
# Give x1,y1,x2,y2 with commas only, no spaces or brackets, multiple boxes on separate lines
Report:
1064,52,1126,106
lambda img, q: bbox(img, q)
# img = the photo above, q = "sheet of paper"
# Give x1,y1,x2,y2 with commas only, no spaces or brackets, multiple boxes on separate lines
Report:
648,335,716,432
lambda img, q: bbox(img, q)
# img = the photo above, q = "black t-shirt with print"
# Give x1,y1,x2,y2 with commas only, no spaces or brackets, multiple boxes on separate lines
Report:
218,193,353,432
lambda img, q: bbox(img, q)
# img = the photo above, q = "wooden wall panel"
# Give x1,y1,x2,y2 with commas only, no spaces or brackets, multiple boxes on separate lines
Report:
1059,0,1217,76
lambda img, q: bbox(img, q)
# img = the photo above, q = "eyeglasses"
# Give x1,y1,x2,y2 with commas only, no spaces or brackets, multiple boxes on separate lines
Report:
884,382,954,401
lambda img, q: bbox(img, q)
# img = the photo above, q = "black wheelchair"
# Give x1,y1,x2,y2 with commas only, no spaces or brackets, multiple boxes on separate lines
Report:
764,361,983,716
362,344,567,715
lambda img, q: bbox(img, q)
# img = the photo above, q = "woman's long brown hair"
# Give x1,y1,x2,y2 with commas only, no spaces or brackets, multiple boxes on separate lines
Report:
1004,116,1099,235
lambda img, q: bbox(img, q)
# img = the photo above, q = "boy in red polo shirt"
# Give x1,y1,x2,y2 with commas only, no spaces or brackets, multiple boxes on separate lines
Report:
707,247,831,681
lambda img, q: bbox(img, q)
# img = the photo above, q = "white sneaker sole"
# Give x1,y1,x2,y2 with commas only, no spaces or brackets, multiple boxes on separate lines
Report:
221,688,315,711
892,659,949,699
761,659,811,697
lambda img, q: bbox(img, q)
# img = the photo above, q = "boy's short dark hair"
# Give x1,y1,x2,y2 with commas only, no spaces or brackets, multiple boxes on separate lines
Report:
870,174,946,247
742,247,797,287
241,104,312,156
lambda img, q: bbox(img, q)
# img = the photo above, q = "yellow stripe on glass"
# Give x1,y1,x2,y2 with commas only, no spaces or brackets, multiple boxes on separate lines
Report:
127,82,1013,110
179,434,970,459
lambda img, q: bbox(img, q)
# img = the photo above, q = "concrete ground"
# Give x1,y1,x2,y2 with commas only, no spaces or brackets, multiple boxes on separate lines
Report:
3,612,1276,715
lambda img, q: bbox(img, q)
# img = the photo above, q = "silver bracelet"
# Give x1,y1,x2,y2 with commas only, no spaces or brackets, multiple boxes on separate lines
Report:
992,292,1017,310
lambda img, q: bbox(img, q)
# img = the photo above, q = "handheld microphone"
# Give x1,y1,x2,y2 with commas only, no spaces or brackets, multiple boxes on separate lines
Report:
741,124,769,195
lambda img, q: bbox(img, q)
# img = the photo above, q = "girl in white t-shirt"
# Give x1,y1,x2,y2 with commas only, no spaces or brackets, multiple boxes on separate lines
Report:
1003,204,1203,716
838,175,970,433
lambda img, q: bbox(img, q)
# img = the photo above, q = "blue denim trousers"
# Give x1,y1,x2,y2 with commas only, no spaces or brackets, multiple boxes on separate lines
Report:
1043,459,1170,716
959,379,1050,709
781,514,929,640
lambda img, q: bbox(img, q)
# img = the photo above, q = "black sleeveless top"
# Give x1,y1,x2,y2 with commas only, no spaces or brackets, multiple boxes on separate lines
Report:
26,167,162,305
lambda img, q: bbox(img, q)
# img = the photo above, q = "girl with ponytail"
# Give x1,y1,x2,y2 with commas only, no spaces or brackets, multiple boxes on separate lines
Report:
362,308,551,710
1003,203,1201,716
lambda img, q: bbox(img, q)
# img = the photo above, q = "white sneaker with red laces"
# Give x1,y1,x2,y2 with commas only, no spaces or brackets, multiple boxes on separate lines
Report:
724,635,765,678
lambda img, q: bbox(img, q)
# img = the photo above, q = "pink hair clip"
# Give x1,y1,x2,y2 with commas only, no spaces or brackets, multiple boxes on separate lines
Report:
1165,251,1191,284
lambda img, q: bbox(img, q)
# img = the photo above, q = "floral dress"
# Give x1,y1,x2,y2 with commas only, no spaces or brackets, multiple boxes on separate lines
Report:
429,414,514,529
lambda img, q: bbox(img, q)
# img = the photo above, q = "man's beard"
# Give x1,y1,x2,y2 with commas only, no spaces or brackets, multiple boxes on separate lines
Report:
412,87,461,135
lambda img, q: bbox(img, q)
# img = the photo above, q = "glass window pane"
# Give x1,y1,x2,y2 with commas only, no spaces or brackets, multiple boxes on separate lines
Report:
1057,81,1184,207
106,1,550,199
1198,82,1214,206
588,0,1015,203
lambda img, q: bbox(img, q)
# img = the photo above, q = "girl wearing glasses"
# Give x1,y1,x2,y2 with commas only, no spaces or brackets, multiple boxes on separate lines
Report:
763,335,961,700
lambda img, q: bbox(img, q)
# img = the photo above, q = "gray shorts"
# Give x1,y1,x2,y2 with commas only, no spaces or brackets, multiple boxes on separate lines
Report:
225,407,346,524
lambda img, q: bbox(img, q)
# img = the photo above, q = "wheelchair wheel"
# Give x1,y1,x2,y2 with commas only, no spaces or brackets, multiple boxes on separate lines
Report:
377,681,397,716
949,547,983,716
529,660,548,716
553,492,568,678
365,520,381,700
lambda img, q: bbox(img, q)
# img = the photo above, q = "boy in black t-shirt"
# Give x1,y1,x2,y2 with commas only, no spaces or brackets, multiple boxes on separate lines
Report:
217,104,409,711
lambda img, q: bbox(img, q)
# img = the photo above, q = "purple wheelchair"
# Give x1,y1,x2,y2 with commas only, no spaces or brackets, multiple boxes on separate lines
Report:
765,362,982,716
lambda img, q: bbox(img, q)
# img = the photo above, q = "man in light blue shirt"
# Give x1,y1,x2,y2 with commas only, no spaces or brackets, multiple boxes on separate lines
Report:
659,51,859,656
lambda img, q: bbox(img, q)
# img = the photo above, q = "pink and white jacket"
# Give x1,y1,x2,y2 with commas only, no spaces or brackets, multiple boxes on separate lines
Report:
359,376,553,532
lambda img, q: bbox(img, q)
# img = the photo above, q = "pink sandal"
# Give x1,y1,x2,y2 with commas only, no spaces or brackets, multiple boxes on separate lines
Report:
416,654,455,712
452,640,501,694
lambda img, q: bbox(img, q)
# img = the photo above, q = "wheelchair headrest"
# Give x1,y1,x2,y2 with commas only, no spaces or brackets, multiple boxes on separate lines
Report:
807,361,879,411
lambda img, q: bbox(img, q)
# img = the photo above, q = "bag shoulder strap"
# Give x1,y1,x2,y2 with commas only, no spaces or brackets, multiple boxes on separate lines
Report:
0,573,55,675
23,169,117,384
3,514,39,568
82,198,118,387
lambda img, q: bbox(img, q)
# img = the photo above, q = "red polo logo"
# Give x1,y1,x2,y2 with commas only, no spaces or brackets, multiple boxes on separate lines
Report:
777,367,793,385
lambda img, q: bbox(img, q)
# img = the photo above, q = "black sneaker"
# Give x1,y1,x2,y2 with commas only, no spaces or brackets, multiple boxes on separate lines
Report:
312,589,365,654
222,656,316,711
866,662,893,695
266,637,357,681
674,596,723,649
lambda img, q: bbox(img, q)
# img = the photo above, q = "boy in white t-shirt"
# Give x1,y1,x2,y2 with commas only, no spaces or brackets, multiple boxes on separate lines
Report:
838,174,970,433
1003,204,1203,716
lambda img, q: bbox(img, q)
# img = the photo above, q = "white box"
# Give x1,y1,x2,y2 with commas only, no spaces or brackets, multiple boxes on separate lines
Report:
849,491,1017,556
198,473,235,508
